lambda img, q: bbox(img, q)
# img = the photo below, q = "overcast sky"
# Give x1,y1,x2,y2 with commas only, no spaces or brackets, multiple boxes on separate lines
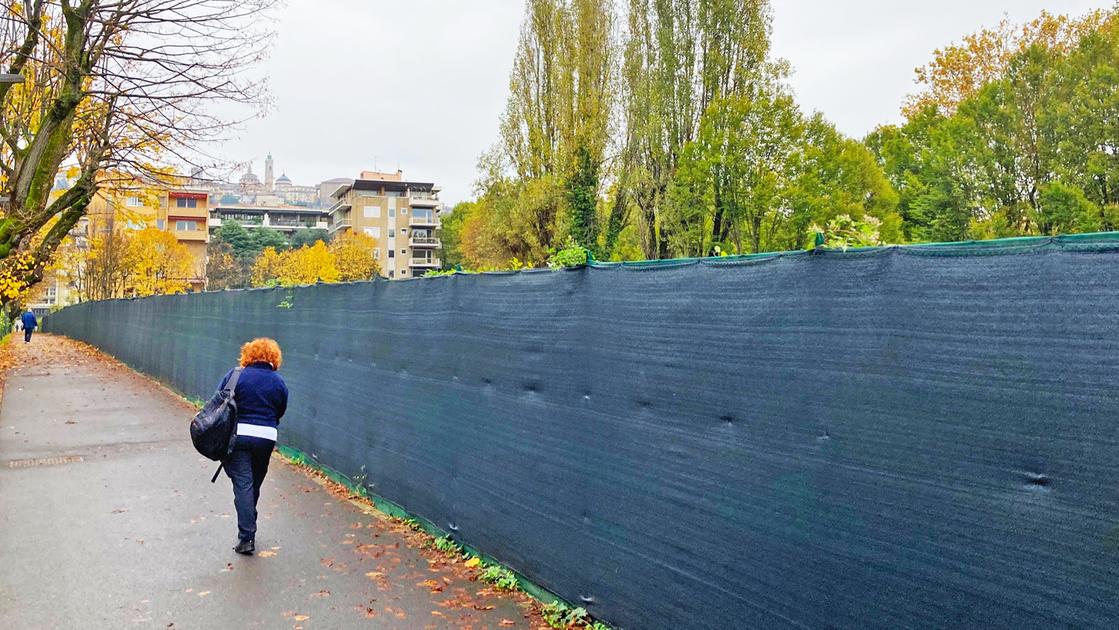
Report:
221,0,1110,204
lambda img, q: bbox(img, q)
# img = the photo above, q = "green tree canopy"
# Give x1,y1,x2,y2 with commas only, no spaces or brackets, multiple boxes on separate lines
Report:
289,229,331,249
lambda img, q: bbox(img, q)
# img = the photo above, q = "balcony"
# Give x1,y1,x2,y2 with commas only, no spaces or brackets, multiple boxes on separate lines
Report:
169,206,209,219
409,257,441,269
212,213,264,227
328,199,352,217
329,220,352,234
269,217,323,229
409,214,439,228
409,236,441,248
174,229,208,242
408,196,441,209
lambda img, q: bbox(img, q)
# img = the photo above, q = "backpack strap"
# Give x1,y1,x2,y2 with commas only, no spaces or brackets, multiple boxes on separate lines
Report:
224,367,243,395
216,367,245,474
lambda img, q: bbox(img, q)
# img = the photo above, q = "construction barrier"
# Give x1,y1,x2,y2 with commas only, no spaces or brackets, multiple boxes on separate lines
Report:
45,234,1119,629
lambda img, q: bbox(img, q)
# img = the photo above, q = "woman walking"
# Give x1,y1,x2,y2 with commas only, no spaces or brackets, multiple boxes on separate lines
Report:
218,338,288,555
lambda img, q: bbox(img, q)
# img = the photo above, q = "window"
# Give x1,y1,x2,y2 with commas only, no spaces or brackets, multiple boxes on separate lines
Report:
364,227,380,238
125,196,142,207
157,219,165,229
401,228,407,234
388,250,394,258
401,208,408,215
388,270,395,278
363,205,380,219
400,249,406,254
175,197,198,208
175,220,196,231
401,269,407,275
388,229,395,238
388,207,396,218
373,248,380,259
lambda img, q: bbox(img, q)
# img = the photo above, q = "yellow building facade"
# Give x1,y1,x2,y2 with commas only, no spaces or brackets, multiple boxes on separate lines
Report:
86,183,210,292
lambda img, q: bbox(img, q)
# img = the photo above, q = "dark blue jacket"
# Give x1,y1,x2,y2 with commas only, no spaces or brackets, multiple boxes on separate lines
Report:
219,362,288,439
21,312,36,330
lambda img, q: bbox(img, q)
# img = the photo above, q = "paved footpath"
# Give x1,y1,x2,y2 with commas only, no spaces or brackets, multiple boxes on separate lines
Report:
0,334,544,630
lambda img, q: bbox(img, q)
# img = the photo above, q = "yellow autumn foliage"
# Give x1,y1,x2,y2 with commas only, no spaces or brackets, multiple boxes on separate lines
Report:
329,232,380,282
127,228,194,297
251,241,341,287
905,9,1108,116
251,247,284,286
0,253,38,301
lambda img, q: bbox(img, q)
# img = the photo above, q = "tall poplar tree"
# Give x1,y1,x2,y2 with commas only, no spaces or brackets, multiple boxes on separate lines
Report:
618,0,773,259
465,0,615,266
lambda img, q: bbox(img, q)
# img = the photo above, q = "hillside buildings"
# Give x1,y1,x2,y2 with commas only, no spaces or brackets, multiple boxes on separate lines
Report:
218,154,323,208
327,170,443,279
38,157,442,311
209,164,445,280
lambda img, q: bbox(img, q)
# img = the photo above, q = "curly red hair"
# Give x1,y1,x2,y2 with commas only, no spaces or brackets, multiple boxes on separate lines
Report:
240,337,282,370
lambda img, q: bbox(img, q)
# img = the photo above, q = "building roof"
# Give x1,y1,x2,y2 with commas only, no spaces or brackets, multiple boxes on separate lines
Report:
276,173,291,184
330,177,437,199
169,190,208,200
359,170,404,181
213,203,326,215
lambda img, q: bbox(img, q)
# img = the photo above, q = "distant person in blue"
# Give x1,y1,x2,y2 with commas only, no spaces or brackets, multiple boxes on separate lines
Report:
20,309,37,343
217,337,288,555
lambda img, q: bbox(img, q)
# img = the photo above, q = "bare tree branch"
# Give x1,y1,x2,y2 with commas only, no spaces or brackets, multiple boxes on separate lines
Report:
0,0,278,303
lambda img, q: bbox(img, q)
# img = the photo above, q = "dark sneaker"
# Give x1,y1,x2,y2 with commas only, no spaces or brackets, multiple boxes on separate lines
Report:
234,539,255,555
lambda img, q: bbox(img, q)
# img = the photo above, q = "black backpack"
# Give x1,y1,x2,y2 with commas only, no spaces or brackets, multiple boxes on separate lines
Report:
190,367,242,481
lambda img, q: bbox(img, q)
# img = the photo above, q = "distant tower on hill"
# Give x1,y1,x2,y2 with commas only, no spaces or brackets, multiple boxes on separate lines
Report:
265,152,274,191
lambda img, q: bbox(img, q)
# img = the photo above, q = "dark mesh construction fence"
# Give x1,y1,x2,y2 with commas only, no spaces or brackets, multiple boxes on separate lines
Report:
45,235,1119,629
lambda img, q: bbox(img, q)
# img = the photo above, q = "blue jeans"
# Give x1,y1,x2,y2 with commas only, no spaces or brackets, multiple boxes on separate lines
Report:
224,437,273,543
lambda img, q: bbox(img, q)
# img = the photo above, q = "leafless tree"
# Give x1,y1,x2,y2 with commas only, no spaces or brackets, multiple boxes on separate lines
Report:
0,0,276,302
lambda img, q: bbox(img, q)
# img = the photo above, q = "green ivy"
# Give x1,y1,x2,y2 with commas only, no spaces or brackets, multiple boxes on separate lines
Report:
423,269,457,277
430,535,462,557
547,242,590,269
479,564,519,591
540,601,590,628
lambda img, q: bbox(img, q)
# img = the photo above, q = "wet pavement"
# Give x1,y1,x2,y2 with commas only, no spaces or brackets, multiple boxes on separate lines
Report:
0,334,543,629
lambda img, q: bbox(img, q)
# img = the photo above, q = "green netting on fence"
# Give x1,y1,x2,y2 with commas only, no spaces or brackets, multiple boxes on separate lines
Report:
44,231,1119,629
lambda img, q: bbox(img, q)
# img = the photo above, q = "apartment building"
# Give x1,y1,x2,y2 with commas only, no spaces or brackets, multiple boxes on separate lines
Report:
164,188,209,290
86,184,210,292
327,170,442,279
209,203,329,235
25,273,71,316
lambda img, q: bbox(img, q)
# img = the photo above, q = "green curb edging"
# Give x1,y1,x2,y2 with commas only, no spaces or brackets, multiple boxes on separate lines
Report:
274,443,588,618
